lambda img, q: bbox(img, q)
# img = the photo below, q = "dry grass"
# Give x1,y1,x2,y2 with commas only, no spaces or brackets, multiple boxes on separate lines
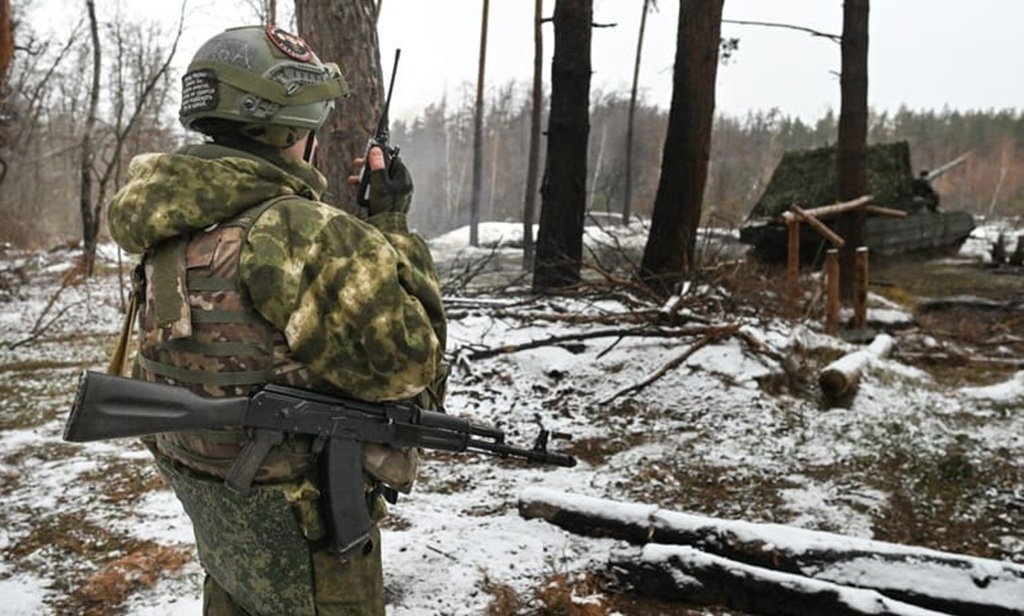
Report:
484,569,744,616
59,543,192,616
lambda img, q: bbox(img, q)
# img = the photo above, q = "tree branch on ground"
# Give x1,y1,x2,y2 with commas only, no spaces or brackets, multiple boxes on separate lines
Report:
599,323,741,403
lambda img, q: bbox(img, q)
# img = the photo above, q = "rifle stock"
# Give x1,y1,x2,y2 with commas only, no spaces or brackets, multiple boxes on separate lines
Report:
64,371,248,442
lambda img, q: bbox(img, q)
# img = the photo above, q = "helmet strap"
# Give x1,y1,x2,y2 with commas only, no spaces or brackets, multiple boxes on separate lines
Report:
303,130,317,164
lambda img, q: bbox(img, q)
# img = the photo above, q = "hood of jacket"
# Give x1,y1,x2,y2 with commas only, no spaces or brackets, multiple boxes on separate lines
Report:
108,142,328,254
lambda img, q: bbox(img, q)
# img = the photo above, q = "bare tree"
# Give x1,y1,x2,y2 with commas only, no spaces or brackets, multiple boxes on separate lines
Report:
295,0,382,212
79,0,101,275
522,0,544,269
639,0,724,296
469,0,489,247
97,12,182,204
836,0,869,300
532,0,592,291
623,0,655,225
0,0,12,184
74,3,183,276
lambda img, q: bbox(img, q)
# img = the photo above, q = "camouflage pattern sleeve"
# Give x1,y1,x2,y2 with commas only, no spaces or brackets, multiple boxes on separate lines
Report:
240,200,444,402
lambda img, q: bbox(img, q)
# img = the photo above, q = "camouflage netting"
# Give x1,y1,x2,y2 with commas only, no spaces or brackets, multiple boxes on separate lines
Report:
749,141,916,219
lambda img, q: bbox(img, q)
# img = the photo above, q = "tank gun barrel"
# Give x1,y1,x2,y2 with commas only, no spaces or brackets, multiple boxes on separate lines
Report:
924,153,969,182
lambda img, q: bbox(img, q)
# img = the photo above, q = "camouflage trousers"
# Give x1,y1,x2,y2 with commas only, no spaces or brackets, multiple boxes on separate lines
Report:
152,451,385,616
201,528,384,616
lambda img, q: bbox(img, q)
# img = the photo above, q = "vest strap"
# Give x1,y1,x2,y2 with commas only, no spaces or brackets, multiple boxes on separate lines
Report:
139,354,267,387
161,338,269,358
186,276,237,292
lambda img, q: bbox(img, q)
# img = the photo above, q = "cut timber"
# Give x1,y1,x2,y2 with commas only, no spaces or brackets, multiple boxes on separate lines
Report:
519,488,1024,616
917,295,1024,314
818,333,894,403
781,195,875,222
787,204,846,248
610,544,950,616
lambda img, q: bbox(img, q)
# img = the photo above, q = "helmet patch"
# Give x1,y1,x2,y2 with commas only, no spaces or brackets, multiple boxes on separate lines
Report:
181,69,219,115
266,25,313,62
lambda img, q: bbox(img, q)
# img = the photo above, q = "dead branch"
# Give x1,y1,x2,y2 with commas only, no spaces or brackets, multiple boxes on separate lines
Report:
722,18,841,43
461,325,728,361
489,306,708,328
599,323,742,403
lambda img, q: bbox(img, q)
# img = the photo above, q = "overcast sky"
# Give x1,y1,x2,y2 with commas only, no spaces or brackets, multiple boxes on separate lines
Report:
57,0,1024,123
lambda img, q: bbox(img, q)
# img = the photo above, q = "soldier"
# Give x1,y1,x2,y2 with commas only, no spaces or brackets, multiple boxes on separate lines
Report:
106,25,447,616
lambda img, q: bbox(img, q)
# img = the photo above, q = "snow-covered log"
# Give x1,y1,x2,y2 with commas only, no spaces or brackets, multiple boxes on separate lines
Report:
818,333,894,402
610,544,949,616
518,488,1024,616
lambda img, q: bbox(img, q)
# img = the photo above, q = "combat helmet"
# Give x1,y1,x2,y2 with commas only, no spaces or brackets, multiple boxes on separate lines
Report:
179,25,349,148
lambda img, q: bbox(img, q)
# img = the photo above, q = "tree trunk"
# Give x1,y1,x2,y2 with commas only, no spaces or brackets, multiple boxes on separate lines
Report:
623,0,650,226
836,0,869,301
295,0,382,214
79,0,102,277
522,0,544,269
520,488,1024,616
470,0,489,247
532,0,592,291
612,544,953,616
0,0,12,90
639,0,724,296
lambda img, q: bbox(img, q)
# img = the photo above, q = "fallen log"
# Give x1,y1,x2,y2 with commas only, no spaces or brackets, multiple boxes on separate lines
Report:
818,333,894,403
917,296,1023,313
610,544,949,616
518,488,1024,616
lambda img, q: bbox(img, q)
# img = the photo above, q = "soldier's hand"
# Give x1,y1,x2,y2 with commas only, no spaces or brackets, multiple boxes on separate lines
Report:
349,147,413,216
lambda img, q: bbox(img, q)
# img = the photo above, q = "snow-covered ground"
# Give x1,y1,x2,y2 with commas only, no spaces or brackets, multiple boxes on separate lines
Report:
0,220,1021,615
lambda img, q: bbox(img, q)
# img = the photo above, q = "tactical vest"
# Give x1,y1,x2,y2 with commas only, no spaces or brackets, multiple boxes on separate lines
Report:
137,198,321,482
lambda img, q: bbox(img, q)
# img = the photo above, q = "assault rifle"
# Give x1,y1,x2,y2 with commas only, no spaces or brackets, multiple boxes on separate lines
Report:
63,371,576,557
356,48,401,210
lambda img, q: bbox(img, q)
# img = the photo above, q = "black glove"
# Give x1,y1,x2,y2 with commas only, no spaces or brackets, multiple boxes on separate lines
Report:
368,153,413,216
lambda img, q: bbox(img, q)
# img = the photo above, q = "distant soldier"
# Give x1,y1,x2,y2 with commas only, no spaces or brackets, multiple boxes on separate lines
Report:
1009,234,1024,266
106,25,447,615
912,170,940,212
991,232,1008,265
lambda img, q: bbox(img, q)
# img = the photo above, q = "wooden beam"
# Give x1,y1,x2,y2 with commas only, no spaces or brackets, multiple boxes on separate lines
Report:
825,249,840,335
862,205,909,218
782,195,873,221
787,218,800,288
853,246,869,328
789,205,846,248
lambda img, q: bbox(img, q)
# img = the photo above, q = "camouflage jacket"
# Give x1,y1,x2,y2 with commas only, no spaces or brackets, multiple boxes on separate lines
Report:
108,142,446,403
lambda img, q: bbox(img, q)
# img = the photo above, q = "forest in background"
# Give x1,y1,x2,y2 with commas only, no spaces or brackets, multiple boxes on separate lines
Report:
393,88,1024,238
3,69,1024,248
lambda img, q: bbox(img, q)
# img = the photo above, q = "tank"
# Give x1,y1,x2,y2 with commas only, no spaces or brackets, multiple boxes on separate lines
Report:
739,141,976,264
